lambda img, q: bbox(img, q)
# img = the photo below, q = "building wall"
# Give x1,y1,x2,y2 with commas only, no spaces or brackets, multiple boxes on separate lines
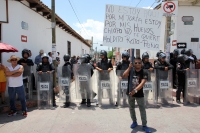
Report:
170,2,200,58
1,1,90,67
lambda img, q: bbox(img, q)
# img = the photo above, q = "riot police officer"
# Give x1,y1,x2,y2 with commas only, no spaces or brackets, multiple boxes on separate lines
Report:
154,51,163,66
36,53,56,106
96,50,113,104
170,49,179,88
176,54,189,104
185,49,196,69
62,54,73,107
154,53,173,103
18,49,34,98
77,54,96,107
116,51,130,106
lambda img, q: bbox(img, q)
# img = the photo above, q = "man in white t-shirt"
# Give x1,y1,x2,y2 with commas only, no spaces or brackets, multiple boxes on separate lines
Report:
5,55,27,117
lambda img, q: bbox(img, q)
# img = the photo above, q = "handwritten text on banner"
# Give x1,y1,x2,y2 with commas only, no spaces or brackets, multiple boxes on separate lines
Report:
103,4,162,50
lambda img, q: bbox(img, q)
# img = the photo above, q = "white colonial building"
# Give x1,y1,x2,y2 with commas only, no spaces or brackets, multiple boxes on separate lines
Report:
0,0,91,66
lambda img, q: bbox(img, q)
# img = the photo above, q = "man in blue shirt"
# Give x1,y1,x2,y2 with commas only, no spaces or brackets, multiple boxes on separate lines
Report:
34,49,44,66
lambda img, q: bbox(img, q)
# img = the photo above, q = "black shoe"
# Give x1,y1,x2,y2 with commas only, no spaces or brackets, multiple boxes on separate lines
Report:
87,99,91,107
176,100,181,104
53,103,57,107
80,99,86,104
115,102,118,106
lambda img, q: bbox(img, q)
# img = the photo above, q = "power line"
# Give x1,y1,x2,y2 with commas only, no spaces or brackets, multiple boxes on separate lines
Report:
68,0,90,38
130,0,143,7
149,1,156,9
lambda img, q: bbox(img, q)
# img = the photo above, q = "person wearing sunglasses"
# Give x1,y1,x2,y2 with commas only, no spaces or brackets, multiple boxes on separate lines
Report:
154,53,173,104
5,55,27,117
123,57,151,133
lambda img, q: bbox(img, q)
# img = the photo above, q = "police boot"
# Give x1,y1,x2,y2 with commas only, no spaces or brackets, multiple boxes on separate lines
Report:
87,99,91,107
80,99,86,104
64,102,70,108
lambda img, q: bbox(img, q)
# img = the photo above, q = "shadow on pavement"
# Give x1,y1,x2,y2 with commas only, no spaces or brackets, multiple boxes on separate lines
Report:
183,103,200,107
131,125,157,133
77,104,96,111
160,103,181,108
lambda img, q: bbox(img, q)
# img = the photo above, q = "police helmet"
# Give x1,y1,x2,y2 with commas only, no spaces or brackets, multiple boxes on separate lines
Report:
83,54,92,63
22,49,30,57
79,55,87,64
158,53,166,59
100,50,107,57
180,49,185,54
184,49,191,56
177,54,188,63
41,53,49,59
122,51,130,60
156,51,163,57
173,49,179,56
142,52,149,59
63,54,70,61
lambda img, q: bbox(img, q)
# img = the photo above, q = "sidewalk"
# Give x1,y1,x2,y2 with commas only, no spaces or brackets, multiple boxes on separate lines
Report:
0,101,200,133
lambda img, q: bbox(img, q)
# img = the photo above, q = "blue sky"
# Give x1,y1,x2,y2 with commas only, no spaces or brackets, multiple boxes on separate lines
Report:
41,0,161,50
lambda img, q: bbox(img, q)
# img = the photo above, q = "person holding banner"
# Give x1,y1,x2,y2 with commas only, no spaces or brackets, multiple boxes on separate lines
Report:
123,57,151,133
116,51,130,106
176,54,189,104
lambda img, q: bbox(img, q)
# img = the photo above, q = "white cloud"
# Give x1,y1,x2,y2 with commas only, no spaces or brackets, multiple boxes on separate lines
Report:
142,6,153,9
74,19,104,44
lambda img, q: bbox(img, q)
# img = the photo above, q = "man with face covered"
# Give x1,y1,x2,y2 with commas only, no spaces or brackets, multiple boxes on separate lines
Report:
36,53,55,106
154,53,173,103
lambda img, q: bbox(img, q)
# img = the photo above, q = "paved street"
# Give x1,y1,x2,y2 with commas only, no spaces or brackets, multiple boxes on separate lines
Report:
0,100,200,133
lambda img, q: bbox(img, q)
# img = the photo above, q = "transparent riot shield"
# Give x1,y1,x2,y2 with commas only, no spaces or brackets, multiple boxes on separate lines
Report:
97,70,115,106
57,66,71,104
143,70,156,107
23,66,32,99
37,73,53,109
74,64,94,101
185,69,200,104
116,70,128,107
156,69,173,104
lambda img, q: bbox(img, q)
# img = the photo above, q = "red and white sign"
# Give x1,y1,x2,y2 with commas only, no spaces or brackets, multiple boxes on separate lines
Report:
172,40,177,46
21,35,27,42
162,1,178,16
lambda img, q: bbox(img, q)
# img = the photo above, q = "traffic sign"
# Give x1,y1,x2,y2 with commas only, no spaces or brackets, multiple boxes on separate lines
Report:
177,43,187,49
162,1,178,16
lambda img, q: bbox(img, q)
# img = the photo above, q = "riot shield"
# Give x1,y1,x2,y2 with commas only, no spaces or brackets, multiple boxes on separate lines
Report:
57,66,71,103
116,70,128,107
37,73,53,109
23,66,32,99
185,69,200,104
74,64,94,100
156,69,173,104
97,70,115,106
143,70,156,107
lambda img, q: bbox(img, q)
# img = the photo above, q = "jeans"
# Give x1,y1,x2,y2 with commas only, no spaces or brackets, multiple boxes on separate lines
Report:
128,96,147,126
8,85,27,112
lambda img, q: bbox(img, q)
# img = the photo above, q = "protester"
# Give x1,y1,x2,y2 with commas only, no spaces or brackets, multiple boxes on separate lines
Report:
35,49,44,66
123,57,151,133
56,52,60,66
48,52,53,64
0,63,7,104
5,55,27,116
70,55,77,68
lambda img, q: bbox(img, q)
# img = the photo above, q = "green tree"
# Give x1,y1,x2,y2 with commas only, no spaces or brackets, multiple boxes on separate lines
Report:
107,49,114,59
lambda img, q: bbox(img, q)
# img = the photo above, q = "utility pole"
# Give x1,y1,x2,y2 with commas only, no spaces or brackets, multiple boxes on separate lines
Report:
51,0,57,88
164,0,172,61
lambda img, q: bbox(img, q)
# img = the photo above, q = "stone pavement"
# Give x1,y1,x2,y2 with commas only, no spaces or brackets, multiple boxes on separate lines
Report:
0,101,200,133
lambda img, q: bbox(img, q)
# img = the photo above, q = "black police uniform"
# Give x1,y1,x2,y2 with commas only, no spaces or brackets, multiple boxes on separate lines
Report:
176,62,187,101
170,57,178,88
62,61,73,107
36,62,56,106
